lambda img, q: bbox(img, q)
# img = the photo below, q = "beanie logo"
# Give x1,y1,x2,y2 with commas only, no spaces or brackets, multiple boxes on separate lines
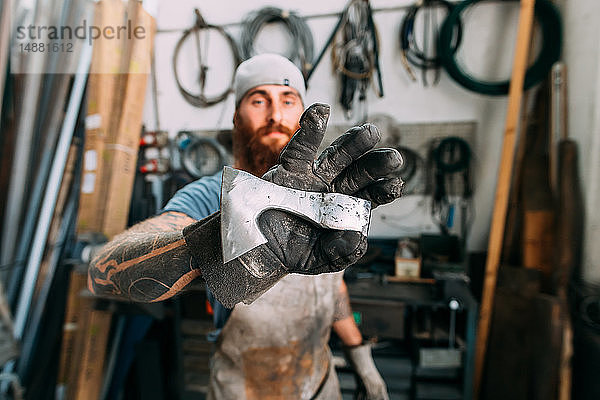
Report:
283,78,290,86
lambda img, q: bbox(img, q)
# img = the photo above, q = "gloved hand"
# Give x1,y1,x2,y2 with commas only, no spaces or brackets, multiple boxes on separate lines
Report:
184,103,403,308
344,343,390,400
258,103,403,275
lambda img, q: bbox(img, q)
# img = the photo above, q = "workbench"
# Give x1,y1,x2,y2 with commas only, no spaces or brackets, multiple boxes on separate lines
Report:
345,276,477,400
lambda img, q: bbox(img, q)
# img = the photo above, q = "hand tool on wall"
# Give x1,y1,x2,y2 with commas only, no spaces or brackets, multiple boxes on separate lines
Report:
473,0,537,396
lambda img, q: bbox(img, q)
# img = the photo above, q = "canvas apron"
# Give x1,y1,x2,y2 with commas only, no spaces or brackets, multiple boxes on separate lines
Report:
207,272,344,400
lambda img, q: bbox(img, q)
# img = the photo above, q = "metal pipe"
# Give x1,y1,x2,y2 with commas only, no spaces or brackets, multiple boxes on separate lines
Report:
1,27,92,390
0,0,51,286
0,37,92,393
13,22,91,342
6,0,78,307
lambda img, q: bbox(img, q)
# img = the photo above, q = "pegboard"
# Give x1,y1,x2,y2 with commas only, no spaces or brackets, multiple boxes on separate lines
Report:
326,117,477,196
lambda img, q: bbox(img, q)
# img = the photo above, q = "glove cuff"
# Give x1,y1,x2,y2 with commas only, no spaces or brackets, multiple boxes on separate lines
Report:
183,212,288,308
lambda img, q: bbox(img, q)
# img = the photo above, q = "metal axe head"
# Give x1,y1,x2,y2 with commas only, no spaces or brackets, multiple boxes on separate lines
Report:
220,167,371,273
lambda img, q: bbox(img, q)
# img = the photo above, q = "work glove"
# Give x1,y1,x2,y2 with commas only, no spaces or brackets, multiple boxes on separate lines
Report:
344,343,390,400
258,103,403,275
183,103,403,307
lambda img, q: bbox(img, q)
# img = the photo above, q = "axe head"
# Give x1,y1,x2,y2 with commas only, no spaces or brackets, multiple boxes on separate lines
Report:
220,167,371,276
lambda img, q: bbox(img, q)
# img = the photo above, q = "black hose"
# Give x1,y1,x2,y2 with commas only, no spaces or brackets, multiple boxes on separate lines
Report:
399,0,463,82
438,0,562,95
431,137,473,234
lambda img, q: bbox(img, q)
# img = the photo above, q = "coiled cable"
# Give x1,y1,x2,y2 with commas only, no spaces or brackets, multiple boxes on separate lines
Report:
430,137,473,236
438,0,562,95
331,0,383,118
399,0,463,85
239,7,314,80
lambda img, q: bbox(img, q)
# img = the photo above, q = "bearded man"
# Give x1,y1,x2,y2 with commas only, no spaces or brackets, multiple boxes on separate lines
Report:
88,54,403,399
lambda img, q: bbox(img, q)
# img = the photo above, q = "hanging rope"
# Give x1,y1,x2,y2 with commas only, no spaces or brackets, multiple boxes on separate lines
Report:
172,9,241,108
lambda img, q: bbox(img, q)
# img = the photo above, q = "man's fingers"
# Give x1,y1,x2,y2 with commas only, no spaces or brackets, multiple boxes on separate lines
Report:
353,177,404,208
318,230,367,272
331,148,403,194
279,103,330,172
313,123,381,184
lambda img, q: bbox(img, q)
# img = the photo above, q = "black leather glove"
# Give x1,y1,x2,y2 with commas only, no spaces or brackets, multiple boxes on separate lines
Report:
259,103,403,275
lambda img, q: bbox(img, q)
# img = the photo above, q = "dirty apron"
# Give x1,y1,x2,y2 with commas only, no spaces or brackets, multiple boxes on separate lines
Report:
207,272,344,400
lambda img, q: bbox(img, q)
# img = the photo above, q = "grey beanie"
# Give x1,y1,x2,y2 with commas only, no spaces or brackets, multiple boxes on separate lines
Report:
233,54,306,106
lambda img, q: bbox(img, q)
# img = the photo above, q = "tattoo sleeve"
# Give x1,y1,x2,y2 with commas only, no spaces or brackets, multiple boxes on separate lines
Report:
333,281,353,322
88,211,202,302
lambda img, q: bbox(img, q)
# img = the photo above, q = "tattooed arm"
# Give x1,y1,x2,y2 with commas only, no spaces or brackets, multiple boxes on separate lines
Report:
332,281,363,346
87,211,202,302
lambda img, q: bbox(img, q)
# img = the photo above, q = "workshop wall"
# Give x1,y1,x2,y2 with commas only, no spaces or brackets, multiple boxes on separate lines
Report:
144,0,547,253
559,0,600,283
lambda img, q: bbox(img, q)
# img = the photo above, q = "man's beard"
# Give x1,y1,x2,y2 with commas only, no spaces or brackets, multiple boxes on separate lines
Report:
232,116,297,176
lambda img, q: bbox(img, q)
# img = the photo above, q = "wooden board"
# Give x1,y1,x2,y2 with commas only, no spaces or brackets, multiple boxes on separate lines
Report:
482,289,562,400
482,266,562,400
76,0,125,234
56,269,87,397
64,2,157,399
101,1,155,239
474,0,537,396
73,307,113,400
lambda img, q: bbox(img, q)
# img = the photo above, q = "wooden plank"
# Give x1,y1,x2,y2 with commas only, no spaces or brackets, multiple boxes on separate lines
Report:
73,306,113,400
66,3,157,398
530,294,562,400
482,266,562,400
482,288,533,400
76,0,125,234
56,269,88,398
101,1,156,239
482,290,562,400
474,0,537,396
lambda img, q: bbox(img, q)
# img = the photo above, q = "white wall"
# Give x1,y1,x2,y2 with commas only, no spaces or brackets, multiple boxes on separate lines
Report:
143,0,564,254
559,0,600,283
